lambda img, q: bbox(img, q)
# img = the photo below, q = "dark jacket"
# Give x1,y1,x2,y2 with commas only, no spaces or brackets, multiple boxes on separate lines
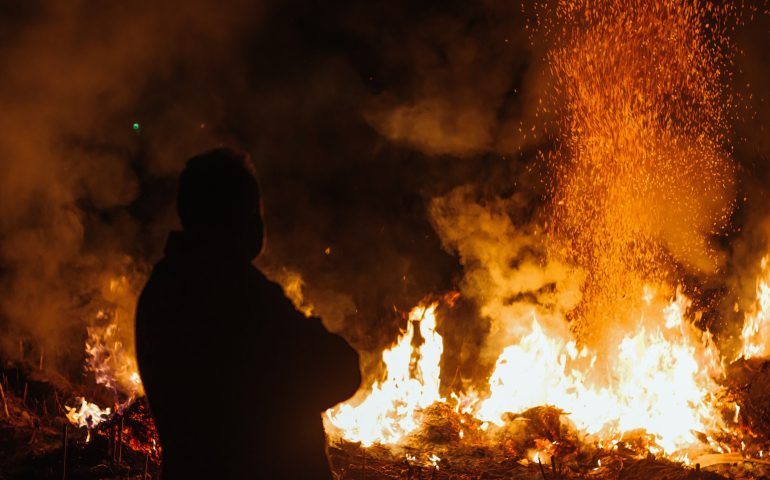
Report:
135,232,361,479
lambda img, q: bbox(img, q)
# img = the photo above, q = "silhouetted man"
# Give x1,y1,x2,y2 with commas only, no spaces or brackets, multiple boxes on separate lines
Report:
135,148,361,479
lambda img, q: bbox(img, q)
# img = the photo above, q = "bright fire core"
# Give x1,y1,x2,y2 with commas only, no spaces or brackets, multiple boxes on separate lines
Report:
324,291,730,456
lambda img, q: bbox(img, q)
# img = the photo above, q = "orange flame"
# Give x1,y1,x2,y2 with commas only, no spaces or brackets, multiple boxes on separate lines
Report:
740,256,770,359
475,289,724,454
325,303,442,446
326,289,729,456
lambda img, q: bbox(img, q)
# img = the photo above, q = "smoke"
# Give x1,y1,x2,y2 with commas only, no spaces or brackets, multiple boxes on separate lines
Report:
0,0,264,385
0,0,767,398
429,186,583,378
359,1,551,158
0,0,544,389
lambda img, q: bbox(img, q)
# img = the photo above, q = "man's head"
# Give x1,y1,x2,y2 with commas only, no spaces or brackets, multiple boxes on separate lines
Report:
177,148,263,259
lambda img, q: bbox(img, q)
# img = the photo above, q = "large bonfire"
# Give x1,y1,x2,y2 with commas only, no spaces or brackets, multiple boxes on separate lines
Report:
324,0,755,468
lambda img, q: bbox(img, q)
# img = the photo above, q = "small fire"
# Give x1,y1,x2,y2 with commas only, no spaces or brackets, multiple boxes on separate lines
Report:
325,303,443,446
86,312,144,402
739,256,770,359
63,301,145,440
65,397,111,429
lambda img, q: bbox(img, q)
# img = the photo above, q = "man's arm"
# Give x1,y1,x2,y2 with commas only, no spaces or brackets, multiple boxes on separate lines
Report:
290,315,361,411
257,274,362,410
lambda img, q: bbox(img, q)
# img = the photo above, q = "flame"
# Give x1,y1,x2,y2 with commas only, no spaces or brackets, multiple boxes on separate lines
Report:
476,289,724,453
65,397,111,429
532,450,548,465
86,311,144,410
324,303,443,446
740,256,770,359
326,289,728,455
62,279,147,442
62,303,145,437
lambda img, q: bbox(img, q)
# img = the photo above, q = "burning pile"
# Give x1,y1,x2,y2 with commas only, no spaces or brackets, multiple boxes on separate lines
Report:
325,291,736,462
474,290,726,455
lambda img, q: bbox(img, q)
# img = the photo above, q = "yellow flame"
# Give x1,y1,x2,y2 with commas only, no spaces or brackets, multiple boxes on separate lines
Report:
87,313,144,402
324,303,442,446
326,289,727,455
740,256,770,359
477,289,724,454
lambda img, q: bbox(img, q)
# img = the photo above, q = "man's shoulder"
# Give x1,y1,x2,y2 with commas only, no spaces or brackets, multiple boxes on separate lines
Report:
248,267,292,301
139,258,300,316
